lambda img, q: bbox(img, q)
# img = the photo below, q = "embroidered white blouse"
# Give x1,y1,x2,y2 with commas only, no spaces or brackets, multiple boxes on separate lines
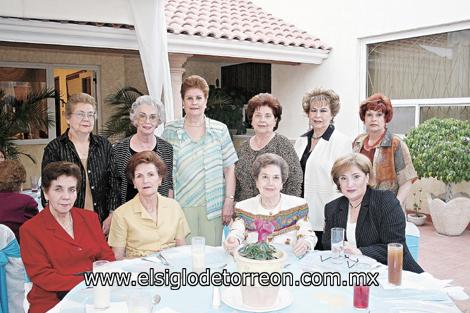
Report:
227,194,317,249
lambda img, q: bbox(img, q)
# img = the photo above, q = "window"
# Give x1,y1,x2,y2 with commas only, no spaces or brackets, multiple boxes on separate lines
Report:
0,67,48,139
366,29,470,134
0,63,98,143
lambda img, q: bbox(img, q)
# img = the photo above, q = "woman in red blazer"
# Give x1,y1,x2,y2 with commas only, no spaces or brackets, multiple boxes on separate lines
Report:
20,161,115,313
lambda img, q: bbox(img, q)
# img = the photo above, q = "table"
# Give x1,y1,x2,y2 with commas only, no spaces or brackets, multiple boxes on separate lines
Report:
55,245,462,313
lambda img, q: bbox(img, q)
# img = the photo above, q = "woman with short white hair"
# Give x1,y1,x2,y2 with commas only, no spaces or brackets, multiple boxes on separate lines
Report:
113,95,174,205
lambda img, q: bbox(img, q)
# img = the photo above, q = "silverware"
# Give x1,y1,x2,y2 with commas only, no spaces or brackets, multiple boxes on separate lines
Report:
212,287,221,309
157,252,170,266
216,263,227,270
142,257,160,264
297,250,310,260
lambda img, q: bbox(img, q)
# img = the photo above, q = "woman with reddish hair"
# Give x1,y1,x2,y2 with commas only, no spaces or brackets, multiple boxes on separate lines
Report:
353,93,417,207
235,93,302,202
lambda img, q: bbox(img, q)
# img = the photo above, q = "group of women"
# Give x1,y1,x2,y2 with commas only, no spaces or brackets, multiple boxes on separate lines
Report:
7,75,422,312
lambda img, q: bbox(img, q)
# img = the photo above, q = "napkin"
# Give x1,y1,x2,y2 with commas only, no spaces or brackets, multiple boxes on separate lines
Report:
85,302,127,313
378,270,469,300
378,271,452,290
444,286,469,301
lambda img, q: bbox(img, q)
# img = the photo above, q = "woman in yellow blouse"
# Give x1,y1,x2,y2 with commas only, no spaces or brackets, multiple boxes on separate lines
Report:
108,151,190,259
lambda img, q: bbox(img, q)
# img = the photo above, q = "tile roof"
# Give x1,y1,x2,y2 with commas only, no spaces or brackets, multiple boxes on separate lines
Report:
1,0,331,52
165,0,331,51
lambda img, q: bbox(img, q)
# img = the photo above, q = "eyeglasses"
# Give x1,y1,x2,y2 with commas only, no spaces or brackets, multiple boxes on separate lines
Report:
137,112,159,123
320,253,359,269
72,111,96,120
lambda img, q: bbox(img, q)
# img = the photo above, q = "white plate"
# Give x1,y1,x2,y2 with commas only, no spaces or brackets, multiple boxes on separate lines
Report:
221,287,293,312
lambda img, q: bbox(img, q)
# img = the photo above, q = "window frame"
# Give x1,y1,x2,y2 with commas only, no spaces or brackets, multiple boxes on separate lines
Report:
0,61,100,145
358,21,470,135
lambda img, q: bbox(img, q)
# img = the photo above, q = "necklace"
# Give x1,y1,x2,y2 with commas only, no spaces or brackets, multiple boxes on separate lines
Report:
363,131,386,151
252,133,275,150
58,214,73,231
184,118,205,127
349,201,362,210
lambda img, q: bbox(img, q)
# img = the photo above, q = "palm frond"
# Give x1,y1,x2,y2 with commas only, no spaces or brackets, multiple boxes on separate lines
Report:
0,88,55,161
101,86,143,140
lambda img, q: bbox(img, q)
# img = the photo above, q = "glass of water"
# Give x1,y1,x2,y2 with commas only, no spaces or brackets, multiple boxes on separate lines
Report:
331,227,345,263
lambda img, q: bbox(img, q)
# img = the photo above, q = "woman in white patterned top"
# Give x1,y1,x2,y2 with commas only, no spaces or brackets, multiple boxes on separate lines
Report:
224,153,316,257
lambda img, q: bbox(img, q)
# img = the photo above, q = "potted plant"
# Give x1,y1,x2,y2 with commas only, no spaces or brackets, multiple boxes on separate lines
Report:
233,220,286,308
405,118,470,235
0,88,55,162
407,188,427,226
205,84,246,135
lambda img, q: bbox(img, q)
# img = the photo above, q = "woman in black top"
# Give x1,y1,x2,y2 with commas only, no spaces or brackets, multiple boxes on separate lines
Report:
323,153,423,273
41,93,119,234
113,95,173,205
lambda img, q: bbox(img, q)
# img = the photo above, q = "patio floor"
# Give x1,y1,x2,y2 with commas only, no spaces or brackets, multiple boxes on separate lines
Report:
418,222,470,312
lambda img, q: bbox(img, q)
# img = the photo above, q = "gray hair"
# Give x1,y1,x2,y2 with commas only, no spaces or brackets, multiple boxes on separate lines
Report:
252,153,289,184
129,95,165,127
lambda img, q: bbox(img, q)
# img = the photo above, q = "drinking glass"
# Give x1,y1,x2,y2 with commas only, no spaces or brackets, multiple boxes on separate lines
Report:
192,236,205,273
353,284,370,310
331,227,345,264
30,176,40,194
93,260,110,310
127,290,152,313
387,243,403,285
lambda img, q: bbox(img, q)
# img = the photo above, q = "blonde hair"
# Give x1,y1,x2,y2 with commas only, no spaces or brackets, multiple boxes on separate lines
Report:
302,88,340,120
65,93,97,118
331,153,372,190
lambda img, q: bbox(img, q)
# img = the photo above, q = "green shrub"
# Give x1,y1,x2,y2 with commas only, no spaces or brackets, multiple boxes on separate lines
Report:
405,118,470,201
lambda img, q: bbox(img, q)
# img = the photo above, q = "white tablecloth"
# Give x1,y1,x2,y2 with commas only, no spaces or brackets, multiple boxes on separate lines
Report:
53,245,462,313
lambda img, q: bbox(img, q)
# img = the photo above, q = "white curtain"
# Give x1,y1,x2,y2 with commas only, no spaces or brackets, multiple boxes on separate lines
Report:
129,0,174,134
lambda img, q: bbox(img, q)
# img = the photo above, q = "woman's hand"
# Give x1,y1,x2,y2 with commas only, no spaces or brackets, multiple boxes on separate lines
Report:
102,213,113,235
221,199,234,225
223,236,239,254
344,241,362,255
293,239,310,257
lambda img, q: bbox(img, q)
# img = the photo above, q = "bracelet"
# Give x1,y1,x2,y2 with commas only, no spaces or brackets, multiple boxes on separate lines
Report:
225,195,234,199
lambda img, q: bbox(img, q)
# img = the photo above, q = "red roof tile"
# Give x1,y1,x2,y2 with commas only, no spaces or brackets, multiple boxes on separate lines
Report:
165,0,331,51
3,0,331,52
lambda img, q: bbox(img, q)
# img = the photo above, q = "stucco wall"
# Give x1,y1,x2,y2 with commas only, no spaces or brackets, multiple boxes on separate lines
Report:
183,60,221,87
253,0,470,210
253,0,470,139
0,44,146,185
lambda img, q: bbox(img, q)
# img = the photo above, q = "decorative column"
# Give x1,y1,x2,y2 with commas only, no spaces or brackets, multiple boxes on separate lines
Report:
169,53,192,119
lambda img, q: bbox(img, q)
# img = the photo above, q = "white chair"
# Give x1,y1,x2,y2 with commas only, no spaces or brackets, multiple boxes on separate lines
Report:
405,221,420,261
0,224,26,313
